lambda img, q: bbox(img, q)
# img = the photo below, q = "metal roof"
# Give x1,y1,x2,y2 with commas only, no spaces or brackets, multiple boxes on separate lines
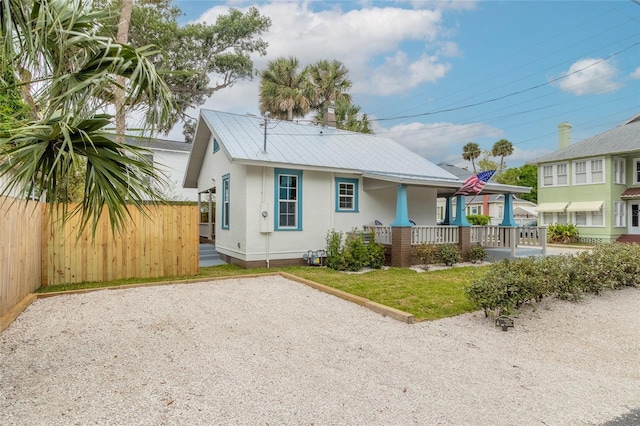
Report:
531,113,640,164
185,110,459,187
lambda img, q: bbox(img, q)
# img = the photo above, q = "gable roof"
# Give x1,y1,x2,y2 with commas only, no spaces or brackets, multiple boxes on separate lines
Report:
185,110,460,187
531,113,640,164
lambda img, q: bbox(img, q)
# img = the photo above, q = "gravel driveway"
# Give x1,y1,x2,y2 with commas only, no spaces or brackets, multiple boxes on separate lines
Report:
1,275,639,425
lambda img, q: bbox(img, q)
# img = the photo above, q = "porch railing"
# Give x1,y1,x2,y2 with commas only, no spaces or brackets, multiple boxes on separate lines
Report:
411,226,458,245
364,225,547,251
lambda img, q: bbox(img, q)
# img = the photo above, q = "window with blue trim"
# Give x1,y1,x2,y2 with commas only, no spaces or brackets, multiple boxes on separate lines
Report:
221,174,230,229
275,169,302,230
335,178,359,212
212,138,219,154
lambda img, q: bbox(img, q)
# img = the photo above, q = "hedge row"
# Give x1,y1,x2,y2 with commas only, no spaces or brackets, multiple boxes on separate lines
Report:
465,243,640,317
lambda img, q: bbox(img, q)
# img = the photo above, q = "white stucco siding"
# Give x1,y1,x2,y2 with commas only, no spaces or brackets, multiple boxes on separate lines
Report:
196,135,218,194
360,186,397,226
151,149,198,201
215,161,247,261
407,187,438,224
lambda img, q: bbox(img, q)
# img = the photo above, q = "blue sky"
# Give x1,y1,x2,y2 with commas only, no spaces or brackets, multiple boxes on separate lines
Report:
168,0,640,168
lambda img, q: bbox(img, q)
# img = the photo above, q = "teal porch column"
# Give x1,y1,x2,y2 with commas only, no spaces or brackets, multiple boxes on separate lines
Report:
390,184,412,227
441,196,453,225
499,193,517,226
451,195,470,226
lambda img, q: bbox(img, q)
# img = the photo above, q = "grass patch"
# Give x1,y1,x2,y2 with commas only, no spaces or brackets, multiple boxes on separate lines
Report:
36,264,488,322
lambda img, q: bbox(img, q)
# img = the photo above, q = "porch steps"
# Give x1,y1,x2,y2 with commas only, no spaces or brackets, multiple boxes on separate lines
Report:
616,234,640,244
199,243,227,267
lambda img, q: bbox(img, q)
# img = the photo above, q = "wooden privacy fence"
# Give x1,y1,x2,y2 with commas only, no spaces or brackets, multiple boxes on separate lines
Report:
42,203,199,286
0,197,42,326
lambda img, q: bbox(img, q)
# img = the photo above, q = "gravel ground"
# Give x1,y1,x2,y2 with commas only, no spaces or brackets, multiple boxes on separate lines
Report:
1,275,639,426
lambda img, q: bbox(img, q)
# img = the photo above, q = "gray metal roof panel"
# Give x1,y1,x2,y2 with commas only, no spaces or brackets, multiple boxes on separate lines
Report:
200,110,459,181
531,114,640,164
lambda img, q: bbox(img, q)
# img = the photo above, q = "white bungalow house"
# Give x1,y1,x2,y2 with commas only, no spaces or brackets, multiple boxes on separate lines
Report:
183,110,531,268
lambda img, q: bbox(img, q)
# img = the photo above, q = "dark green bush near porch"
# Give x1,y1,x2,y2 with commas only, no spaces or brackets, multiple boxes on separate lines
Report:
466,244,487,264
465,243,640,317
415,244,461,267
325,230,385,271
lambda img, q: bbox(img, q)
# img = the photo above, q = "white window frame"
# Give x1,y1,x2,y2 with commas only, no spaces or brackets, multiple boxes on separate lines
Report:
571,209,605,227
572,157,605,185
540,162,569,187
634,158,640,184
221,174,230,230
613,157,626,184
614,201,626,227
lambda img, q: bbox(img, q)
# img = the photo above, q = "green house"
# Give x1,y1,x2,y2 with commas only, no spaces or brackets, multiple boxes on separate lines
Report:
531,114,640,243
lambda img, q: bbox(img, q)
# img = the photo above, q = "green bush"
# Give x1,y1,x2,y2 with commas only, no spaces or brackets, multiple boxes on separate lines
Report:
547,223,579,244
466,244,487,264
467,214,491,226
325,230,386,271
415,244,439,266
465,243,640,316
439,244,461,266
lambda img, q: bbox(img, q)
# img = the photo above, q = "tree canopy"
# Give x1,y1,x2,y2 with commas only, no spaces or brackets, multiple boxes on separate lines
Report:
97,0,271,141
496,164,538,203
0,0,177,233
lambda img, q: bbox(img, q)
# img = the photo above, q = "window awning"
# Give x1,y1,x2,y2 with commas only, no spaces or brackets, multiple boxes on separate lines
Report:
621,188,640,199
566,201,604,212
535,202,568,212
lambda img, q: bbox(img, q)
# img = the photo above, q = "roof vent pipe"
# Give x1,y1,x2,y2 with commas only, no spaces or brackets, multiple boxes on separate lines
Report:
558,122,571,149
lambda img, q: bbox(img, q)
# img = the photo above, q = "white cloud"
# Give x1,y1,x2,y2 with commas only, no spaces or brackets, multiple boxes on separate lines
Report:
631,67,640,80
554,58,621,96
372,120,503,161
195,2,454,97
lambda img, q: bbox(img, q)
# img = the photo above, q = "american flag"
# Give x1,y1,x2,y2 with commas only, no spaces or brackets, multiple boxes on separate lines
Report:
454,170,496,196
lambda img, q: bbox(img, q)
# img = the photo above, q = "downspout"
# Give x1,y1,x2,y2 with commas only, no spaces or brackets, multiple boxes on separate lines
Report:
263,166,270,269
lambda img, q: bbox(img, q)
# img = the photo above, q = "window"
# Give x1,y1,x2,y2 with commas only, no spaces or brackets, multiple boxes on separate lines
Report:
574,161,587,184
571,209,605,227
613,158,626,184
542,212,553,225
614,201,626,227
335,178,359,212
275,168,302,230
557,164,568,185
635,159,640,184
540,163,569,187
437,206,444,221
572,157,605,185
221,174,230,229
212,138,220,153
467,205,482,215
591,159,603,182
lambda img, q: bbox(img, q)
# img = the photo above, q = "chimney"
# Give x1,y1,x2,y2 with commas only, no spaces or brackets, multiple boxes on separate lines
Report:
558,122,571,149
324,103,336,128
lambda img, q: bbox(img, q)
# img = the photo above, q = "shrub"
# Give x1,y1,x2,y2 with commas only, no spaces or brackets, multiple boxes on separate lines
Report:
325,229,386,271
415,244,439,267
467,214,491,226
466,244,487,264
438,244,461,266
465,243,640,316
547,223,579,244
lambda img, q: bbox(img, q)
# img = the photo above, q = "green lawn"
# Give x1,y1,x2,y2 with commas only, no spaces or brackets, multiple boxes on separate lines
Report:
36,264,489,322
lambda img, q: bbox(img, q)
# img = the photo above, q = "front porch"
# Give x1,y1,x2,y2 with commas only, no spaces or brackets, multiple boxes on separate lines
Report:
363,224,548,266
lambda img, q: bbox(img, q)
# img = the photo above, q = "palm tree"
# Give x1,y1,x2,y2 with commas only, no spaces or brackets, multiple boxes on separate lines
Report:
0,0,177,233
462,142,481,173
308,59,352,114
259,56,313,121
315,99,372,134
491,139,514,173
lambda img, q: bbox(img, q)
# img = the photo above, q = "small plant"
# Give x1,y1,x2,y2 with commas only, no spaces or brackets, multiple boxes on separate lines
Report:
466,244,486,264
325,229,386,271
438,244,461,266
547,223,579,244
415,244,439,268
